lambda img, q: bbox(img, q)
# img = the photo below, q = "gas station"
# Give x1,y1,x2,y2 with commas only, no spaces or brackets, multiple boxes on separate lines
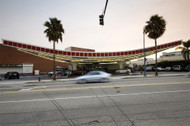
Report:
0,39,182,74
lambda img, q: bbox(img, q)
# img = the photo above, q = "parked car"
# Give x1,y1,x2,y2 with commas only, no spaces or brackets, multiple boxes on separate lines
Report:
48,71,69,77
172,65,182,71
115,69,131,74
156,67,166,71
165,67,172,71
185,64,190,71
146,66,155,71
48,71,58,77
76,71,111,84
4,71,20,79
72,71,86,76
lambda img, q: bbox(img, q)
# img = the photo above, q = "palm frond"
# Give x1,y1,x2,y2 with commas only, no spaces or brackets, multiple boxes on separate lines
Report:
144,14,166,40
44,18,64,43
176,40,190,61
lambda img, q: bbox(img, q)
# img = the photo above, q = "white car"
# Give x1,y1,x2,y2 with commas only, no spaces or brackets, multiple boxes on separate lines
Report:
156,67,166,71
115,69,131,74
172,65,182,71
76,71,111,84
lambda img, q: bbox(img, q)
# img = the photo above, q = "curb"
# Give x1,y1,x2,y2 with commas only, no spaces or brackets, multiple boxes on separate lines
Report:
121,73,189,79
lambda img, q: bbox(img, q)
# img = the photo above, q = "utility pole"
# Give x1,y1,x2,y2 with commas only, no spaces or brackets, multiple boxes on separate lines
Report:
143,29,147,77
99,0,109,26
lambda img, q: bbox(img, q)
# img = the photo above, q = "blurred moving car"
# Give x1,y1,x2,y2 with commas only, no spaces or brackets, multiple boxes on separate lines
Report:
76,71,111,84
4,71,20,79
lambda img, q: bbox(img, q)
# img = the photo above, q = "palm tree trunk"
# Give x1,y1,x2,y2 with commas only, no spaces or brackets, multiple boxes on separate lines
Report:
53,41,56,80
155,39,158,76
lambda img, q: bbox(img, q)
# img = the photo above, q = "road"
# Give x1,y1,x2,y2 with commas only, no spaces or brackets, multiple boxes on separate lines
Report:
0,75,190,126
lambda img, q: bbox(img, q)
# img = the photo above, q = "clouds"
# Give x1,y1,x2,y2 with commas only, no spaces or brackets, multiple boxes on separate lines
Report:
0,0,189,52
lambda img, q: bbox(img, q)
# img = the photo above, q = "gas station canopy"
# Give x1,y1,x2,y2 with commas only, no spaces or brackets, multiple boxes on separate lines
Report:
3,40,182,63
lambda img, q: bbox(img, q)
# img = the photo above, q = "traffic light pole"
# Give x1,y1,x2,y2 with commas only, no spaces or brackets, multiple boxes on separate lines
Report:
99,0,109,26
103,0,109,16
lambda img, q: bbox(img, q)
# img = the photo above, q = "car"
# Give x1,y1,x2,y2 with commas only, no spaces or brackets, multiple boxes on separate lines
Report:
185,64,190,71
165,67,172,71
4,71,20,79
76,71,111,84
115,69,131,74
72,71,86,76
146,66,155,71
172,65,182,71
156,67,166,71
48,71,58,77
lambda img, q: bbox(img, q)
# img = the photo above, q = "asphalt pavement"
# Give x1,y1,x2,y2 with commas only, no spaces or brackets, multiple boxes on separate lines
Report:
0,74,190,126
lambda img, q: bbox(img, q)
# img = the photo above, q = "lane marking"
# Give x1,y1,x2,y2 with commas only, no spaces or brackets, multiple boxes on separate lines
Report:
19,86,47,91
0,89,189,104
0,81,190,94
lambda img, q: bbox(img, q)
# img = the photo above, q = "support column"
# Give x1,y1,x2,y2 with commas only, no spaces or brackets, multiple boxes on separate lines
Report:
118,61,125,70
71,62,78,71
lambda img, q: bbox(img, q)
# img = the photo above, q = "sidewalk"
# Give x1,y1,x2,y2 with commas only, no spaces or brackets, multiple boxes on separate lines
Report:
121,72,190,79
0,72,189,85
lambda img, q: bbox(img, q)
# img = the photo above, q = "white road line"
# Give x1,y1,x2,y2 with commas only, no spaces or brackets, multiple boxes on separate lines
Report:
0,89,190,104
19,86,47,91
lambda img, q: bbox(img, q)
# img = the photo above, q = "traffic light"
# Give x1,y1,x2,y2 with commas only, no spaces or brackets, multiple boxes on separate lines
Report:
99,15,104,26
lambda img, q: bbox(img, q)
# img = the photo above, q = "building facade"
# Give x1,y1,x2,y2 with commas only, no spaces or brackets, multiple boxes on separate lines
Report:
160,51,185,61
0,44,68,75
0,39,182,74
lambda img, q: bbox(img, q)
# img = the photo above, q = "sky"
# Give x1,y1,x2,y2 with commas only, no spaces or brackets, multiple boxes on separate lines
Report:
0,0,190,53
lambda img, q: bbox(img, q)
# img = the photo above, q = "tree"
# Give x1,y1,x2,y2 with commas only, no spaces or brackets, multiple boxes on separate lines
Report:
44,18,64,80
144,14,166,76
176,40,190,62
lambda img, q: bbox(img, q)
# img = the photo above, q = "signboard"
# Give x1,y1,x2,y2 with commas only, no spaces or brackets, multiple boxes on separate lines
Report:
0,64,22,67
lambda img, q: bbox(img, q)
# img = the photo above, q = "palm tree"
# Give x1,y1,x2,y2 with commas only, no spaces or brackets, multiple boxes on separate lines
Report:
144,14,166,76
44,18,64,80
176,40,190,62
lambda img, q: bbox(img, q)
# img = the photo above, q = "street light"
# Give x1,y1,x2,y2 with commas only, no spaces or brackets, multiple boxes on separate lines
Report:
143,29,147,77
